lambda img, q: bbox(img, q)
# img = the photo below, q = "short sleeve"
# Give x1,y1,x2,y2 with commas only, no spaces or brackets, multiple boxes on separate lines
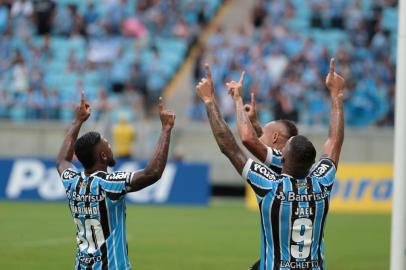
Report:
242,159,280,197
100,171,134,201
60,168,79,188
263,147,282,169
309,158,337,186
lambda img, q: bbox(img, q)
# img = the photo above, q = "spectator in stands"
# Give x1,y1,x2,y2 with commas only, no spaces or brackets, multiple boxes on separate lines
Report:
252,0,267,29
146,48,167,106
12,50,29,96
106,0,127,35
129,62,148,104
67,50,83,72
46,89,60,119
0,90,12,118
112,114,135,159
110,47,130,93
272,87,298,122
93,89,110,120
33,0,56,35
11,0,33,38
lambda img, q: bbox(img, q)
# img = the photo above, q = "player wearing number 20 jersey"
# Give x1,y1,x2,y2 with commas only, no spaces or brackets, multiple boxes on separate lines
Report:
243,157,336,270
61,168,134,269
56,92,175,270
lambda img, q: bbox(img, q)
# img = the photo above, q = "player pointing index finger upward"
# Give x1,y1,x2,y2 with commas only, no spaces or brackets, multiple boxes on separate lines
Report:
197,59,345,270
226,70,298,176
56,94,175,270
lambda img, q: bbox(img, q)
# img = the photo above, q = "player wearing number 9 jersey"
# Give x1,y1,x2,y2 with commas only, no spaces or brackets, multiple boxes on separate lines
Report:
56,92,175,270
197,59,344,270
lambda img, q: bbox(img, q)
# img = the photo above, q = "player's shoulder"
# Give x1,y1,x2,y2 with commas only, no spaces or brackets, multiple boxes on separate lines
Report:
246,159,282,182
309,157,337,178
61,167,80,181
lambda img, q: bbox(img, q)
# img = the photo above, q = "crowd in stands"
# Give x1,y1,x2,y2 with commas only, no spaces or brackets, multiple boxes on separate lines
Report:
192,0,398,127
0,0,221,121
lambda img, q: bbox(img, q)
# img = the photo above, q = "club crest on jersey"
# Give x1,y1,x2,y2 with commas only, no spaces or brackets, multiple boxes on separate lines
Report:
79,181,87,189
295,182,308,189
251,163,276,181
107,172,129,181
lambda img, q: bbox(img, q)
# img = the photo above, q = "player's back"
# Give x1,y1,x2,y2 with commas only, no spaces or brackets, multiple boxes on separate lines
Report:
61,168,134,270
243,158,336,270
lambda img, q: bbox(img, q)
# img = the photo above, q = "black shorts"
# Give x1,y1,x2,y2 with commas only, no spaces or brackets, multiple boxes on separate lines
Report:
249,259,260,270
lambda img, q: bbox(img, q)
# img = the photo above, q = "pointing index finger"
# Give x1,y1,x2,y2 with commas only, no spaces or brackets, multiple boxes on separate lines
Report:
251,92,256,106
329,58,335,74
80,90,85,103
238,71,246,84
204,63,212,81
159,96,164,112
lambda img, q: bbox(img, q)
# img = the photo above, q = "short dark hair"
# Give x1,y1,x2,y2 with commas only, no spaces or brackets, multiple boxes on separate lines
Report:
287,135,316,173
74,131,101,169
277,119,298,138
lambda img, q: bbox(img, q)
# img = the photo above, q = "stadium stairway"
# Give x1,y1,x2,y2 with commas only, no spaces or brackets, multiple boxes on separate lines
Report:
162,0,256,126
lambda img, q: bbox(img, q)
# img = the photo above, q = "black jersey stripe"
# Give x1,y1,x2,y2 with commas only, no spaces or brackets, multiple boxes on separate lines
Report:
307,176,316,264
84,176,94,219
258,199,267,270
318,183,329,270
271,182,283,270
73,177,83,218
98,195,110,270
269,164,282,175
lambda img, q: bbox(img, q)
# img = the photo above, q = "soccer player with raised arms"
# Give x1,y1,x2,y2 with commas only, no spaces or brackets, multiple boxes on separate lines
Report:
227,75,298,270
56,92,175,269
231,89,298,174
196,59,344,270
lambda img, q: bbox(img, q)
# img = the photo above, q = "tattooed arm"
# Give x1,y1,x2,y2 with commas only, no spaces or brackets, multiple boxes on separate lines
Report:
204,100,248,174
226,74,269,163
322,58,345,165
127,97,175,192
56,91,90,175
244,92,263,137
197,64,247,174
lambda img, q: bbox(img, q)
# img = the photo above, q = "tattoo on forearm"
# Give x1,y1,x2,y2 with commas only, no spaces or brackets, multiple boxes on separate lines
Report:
236,101,259,141
205,102,246,173
145,129,171,176
252,121,263,137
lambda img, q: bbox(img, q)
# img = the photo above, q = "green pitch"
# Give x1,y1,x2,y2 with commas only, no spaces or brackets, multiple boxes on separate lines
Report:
0,200,390,270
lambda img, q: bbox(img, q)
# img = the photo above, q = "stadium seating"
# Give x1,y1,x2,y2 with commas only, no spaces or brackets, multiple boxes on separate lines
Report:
194,0,397,127
0,0,222,121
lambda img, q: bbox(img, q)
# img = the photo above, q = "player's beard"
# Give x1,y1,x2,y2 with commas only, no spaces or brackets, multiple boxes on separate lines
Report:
107,158,116,167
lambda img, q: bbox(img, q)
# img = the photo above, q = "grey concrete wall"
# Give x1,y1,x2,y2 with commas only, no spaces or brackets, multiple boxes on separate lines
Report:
0,121,394,185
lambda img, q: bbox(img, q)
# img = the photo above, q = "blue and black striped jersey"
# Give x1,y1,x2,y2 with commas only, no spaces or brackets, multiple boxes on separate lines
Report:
263,147,283,174
243,157,336,270
61,168,134,270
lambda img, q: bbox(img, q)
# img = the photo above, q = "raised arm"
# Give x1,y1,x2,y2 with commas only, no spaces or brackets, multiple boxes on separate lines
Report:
126,97,175,192
226,74,269,163
244,92,263,137
322,58,345,165
196,64,247,174
56,91,90,175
